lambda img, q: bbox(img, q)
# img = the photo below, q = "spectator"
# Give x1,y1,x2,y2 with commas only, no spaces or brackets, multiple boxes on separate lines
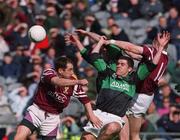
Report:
20,0,41,26
80,14,96,47
128,0,143,20
171,18,180,61
44,5,60,31
167,7,179,32
7,22,30,51
102,16,116,36
14,47,35,81
0,52,21,80
140,0,163,19
27,63,42,97
44,47,56,68
154,83,179,108
157,97,170,117
110,3,125,20
157,16,170,32
60,18,76,36
8,86,31,121
146,16,170,43
110,24,129,41
72,0,89,28
34,14,46,26
49,27,66,57
157,104,180,139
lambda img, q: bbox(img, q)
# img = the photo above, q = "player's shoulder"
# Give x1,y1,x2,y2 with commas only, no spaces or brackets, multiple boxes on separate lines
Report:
142,44,153,50
42,68,56,76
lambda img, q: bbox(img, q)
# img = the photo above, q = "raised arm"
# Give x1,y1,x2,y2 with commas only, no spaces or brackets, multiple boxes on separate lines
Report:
65,33,92,64
137,32,170,80
124,51,143,61
75,29,104,42
65,33,85,52
90,37,108,72
153,31,170,65
106,39,144,54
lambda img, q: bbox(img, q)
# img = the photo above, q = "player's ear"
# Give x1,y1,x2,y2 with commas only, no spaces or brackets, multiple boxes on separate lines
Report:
128,67,132,72
58,68,63,75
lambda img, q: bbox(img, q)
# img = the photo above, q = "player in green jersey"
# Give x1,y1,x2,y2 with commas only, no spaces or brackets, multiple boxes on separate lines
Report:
68,35,165,140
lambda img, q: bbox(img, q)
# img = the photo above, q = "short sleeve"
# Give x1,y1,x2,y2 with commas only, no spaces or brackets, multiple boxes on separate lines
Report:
142,45,152,60
73,85,90,104
41,68,57,83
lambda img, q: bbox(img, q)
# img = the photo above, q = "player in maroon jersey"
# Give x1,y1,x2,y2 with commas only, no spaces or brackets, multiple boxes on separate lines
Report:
14,56,102,140
107,31,170,140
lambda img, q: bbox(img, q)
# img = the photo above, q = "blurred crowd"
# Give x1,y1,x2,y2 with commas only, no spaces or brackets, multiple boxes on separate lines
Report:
0,0,180,139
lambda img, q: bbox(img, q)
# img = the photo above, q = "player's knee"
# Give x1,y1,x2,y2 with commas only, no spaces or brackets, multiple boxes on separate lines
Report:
104,122,121,135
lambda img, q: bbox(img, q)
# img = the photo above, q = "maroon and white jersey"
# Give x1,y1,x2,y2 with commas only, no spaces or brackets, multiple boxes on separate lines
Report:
33,68,90,114
136,45,168,94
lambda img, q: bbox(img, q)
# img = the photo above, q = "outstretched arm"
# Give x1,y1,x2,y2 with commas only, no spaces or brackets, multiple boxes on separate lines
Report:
107,31,170,56
124,51,143,61
75,29,105,42
91,36,106,53
42,68,88,87
90,37,109,72
137,32,170,80
65,33,92,64
65,33,85,52
106,39,144,54
75,30,124,62
51,77,88,87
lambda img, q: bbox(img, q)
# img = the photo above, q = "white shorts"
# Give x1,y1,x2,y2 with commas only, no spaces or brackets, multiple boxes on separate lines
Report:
22,104,60,136
83,109,125,137
127,93,154,118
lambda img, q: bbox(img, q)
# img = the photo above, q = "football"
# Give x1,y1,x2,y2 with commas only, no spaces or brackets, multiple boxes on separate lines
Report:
28,25,46,42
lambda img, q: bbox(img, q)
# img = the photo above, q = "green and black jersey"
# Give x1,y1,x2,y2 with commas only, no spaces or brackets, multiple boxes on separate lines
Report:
90,53,156,117
80,44,123,92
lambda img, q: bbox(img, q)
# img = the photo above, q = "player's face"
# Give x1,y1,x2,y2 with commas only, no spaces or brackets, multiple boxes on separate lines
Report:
116,59,132,77
61,63,74,79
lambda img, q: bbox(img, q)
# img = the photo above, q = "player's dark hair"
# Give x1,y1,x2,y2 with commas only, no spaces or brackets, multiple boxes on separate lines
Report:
117,56,134,68
54,56,73,71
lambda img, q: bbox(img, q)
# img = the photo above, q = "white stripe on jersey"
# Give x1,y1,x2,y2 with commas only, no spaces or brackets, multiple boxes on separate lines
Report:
157,65,166,81
73,85,87,98
147,47,153,60
154,62,164,81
